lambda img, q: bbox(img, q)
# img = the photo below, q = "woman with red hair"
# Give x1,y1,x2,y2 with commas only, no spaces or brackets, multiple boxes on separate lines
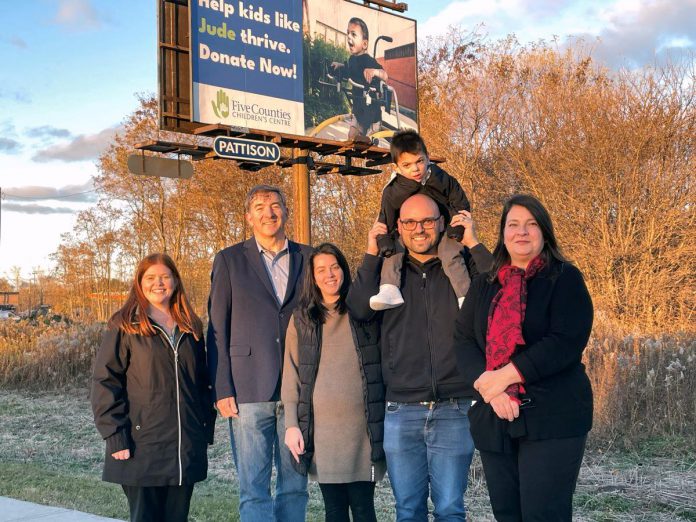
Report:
91,253,215,522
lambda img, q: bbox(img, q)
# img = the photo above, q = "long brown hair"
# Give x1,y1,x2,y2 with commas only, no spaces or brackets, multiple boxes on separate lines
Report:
108,253,203,340
297,243,350,325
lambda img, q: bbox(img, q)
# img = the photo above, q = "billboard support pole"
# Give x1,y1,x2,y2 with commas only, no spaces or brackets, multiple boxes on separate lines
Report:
292,149,311,245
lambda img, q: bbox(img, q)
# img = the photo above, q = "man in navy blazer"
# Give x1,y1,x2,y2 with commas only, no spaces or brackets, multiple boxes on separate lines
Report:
207,185,311,521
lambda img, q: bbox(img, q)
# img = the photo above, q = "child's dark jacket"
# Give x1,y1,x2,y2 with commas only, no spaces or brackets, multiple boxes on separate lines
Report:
378,164,470,231
347,53,383,132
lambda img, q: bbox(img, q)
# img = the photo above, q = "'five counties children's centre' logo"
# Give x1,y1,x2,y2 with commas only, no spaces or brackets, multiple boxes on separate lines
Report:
211,89,230,118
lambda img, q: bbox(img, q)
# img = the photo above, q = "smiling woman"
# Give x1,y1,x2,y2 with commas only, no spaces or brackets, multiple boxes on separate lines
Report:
281,243,386,521
455,194,594,521
91,253,215,522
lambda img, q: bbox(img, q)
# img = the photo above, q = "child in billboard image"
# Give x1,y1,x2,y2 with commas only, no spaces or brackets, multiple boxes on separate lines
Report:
332,17,388,140
370,130,485,311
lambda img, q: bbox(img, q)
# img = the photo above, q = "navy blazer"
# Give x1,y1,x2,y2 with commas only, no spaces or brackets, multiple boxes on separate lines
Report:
207,237,312,403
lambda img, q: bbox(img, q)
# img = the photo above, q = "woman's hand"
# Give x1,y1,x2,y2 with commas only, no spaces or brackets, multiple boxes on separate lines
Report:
111,449,131,460
284,427,305,464
490,393,520,422
474,364,521,403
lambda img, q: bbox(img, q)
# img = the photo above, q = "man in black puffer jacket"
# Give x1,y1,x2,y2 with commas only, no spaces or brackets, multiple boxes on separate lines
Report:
347,193,493,521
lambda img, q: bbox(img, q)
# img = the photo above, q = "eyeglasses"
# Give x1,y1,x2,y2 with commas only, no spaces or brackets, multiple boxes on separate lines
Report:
399,217,440,231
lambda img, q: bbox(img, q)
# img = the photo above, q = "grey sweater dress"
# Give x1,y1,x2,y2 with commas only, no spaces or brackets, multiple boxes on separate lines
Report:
282,307,386,483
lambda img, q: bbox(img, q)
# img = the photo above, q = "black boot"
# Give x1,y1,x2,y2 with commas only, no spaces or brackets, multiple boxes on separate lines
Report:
377,233,397,257
446,224,465,242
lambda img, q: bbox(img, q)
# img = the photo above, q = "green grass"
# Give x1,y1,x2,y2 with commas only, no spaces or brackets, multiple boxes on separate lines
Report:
1,389,695,521
576,491,636,513
0,462,128,519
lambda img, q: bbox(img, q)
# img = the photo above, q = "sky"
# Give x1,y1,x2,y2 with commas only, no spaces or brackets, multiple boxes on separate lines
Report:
0,0,694,281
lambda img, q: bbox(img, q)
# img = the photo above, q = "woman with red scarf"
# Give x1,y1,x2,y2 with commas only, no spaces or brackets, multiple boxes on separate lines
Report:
454,194,593,521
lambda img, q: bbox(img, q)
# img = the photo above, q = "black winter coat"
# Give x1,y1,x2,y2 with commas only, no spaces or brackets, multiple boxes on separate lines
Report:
378,164,471,232
291,312,385,476
454,260,594,453
347,245,493,402
91,324,215,487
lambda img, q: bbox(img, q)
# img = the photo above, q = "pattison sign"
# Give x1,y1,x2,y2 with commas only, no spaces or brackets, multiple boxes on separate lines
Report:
213,136,281,163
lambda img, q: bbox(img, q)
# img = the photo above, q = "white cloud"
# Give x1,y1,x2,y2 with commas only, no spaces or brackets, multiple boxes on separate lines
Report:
3,181,96,203
572,0,696,67
51,0,107,30
32,126,120,163
418,0,696,68
0,138,21,153
2,203,76,215
25,126,72,139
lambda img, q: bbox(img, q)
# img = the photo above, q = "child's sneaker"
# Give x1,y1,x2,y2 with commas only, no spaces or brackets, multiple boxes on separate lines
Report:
370,284,405,310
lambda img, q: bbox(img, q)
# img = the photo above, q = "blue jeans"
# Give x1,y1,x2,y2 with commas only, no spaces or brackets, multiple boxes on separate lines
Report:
383,399,475,521
230,401,308,522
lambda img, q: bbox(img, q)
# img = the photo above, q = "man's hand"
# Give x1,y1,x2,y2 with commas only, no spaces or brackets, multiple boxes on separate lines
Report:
490,393,520,422
451,210,480,248
474,364,521,403
284,427,305,464
111,449,131,460
216,396,239,418
367,221,387,256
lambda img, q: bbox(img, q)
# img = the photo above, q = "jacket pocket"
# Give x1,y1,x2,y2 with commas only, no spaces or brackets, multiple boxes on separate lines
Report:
128,392,172,445
230,344,251,356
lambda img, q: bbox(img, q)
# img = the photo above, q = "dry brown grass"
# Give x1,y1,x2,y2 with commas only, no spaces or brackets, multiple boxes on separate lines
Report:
0,320,103,389
585,321,696,450
2,319,693,455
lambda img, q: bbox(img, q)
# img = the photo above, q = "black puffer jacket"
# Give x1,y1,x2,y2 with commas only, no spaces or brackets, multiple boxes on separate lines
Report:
91,324,215,487
291,312,385,476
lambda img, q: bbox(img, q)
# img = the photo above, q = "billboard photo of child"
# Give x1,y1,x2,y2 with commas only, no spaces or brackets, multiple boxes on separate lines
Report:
332,17,389,139
303,0,418,145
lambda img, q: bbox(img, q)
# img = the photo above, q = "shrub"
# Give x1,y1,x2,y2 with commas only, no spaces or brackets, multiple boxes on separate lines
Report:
0,321,104,389
586,327,696,450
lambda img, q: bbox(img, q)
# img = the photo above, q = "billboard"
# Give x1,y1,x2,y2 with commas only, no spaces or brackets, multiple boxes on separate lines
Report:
189,0,417,142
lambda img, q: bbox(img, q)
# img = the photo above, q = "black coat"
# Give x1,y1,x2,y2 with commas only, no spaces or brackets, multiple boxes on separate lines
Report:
91,324,215,487
378,164,471,232
206,238,312,403
290,311,385,475
347,244,493,402
454,259,594,453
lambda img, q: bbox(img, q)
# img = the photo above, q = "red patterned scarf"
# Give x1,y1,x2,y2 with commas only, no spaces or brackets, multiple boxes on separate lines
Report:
485,255,546,403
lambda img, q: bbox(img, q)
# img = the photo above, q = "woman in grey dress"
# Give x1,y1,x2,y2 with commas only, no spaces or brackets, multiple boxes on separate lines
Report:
282,243,386,522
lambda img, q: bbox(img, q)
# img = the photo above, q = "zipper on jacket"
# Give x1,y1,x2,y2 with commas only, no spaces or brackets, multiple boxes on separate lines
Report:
422,272,438,400
154,325,185,487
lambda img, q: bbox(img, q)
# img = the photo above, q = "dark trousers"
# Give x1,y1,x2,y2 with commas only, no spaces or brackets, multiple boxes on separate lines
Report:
318,481,377,522
479,436,586,522
121,484,194,522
